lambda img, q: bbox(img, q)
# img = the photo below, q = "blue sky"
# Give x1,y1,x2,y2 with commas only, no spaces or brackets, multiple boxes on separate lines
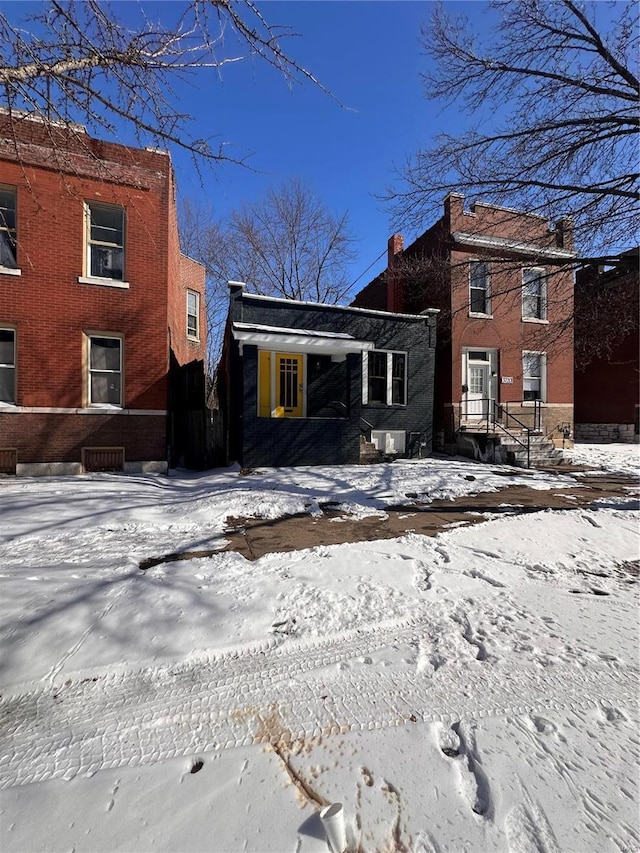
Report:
2,0,491,293
170,0,456,292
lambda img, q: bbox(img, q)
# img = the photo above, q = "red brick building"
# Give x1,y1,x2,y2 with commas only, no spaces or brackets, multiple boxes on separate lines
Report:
574,250,639,443
0,112,206,475
353,194,575,460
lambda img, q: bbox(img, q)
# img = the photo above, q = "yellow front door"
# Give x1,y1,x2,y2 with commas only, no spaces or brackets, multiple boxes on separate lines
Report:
274,353,303,417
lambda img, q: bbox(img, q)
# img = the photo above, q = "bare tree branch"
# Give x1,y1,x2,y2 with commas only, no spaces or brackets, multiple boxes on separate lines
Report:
386,0,640,262
180,179,358,363
0,0,337,168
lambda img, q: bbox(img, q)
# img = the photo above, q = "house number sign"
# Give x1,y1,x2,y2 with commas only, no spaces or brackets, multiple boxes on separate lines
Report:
501,376,513,384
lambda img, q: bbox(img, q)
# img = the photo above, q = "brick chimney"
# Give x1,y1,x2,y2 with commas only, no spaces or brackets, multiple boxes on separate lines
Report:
387,233,404,312
555,217,574,251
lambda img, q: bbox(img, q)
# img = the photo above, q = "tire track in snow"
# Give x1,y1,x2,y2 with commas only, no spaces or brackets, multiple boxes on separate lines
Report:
0,618,637,789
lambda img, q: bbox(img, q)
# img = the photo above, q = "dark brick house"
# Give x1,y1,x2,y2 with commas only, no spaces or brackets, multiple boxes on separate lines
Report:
0,112,206,475
574,249,639,443
353,194,575,460
218,282,438,467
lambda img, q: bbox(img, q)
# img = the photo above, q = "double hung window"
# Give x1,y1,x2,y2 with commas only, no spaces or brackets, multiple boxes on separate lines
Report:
522,351,545,401
86,203,125,280
469,261,490,315
364,350,406,405
187,291,200,339
522,268,547,320
0,188,17,269
0,328,16,403
88,335,123,406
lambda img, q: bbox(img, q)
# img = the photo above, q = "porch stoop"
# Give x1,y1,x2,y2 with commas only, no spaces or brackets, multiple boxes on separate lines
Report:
497,432,564,468
456,426,565,469
359,435,383,464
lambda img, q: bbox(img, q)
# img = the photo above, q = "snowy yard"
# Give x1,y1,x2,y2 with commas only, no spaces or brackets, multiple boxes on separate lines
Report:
0,445,638,852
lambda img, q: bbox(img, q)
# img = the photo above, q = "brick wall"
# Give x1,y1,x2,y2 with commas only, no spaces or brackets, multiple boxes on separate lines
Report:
353,194,575,442
0,114,201,470
0,411,166,464
574,261,638,429
227,290,437,467
169,254,207,367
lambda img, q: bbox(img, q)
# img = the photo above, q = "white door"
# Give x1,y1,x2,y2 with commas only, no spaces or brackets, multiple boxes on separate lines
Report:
463,350,495,420
467,363,489,419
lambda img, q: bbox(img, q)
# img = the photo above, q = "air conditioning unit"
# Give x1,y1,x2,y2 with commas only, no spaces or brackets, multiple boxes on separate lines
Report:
371,430,406,454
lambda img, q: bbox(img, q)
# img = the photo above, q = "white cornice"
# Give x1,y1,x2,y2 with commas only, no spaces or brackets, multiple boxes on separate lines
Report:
452,231,575,259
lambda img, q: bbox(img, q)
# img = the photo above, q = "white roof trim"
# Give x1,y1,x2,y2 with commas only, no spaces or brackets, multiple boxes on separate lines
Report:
237,291,439,318
452,231,575,259
231,322,374,355
233,321,355,340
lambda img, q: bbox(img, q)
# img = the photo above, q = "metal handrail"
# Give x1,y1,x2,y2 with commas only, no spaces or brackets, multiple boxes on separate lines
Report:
490,402,531,468
459,399,538,468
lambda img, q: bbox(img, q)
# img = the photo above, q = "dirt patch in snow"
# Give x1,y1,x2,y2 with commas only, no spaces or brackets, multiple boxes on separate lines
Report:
220,474,637,561
135,473,637,567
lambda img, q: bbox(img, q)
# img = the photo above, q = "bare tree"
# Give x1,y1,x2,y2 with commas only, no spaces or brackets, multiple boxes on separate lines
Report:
0,0,332,167
387,0,639,265
180,179,358,361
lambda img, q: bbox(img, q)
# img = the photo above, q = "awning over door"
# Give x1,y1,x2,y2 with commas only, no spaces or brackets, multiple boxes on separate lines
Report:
231,321,375,356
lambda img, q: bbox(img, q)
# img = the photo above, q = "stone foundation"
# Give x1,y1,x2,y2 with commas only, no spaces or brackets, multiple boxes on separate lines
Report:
574,423,638,444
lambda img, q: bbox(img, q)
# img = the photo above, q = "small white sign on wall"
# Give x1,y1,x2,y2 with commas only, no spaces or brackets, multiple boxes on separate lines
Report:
501,376,513,384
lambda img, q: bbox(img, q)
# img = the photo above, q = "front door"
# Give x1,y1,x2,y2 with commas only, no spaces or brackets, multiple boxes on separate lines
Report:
463,350,495,420
274,353,304,417
467,362,489,419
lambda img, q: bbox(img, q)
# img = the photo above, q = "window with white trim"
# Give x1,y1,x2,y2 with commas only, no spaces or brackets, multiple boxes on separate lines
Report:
0,187,17,269
363,350,406,405
88,335,123,406
187,290,199,339
522,268,547,319
469,261,490,315
86,203,125,280
522,351,546,401
0,328,16,403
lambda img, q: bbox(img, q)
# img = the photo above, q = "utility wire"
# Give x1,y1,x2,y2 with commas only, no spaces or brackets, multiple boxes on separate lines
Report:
348,249,386,290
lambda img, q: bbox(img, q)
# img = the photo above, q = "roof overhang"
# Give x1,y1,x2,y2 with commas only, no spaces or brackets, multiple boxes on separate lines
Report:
452,231,576,260
231,322,375,356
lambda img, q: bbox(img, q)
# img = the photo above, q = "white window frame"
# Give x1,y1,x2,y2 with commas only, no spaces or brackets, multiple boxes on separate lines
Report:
362,349,407,406
0,186,19,273
81,202,128,287
0,326,16,404
522,267,547,321
186,290,200,340
522,350,547,403
86,333,124,408
469,260,491,317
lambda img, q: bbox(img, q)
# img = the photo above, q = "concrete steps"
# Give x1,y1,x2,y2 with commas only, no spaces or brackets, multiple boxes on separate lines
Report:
497,433,564,468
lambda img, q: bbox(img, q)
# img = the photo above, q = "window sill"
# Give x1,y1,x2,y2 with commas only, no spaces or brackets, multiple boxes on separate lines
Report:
0,266,21,276
363,402,407,409
522,317,549,325
468,312,493,319
86,404,123,411
522,400,546,406
78,276,130,289
187,334,200,343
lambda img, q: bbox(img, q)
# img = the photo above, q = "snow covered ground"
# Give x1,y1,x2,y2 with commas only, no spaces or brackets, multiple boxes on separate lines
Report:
0,444,638,852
